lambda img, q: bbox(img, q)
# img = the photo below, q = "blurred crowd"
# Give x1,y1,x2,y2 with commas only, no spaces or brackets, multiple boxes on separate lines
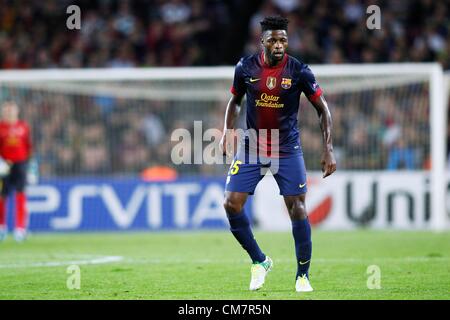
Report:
3,85,226,177
0,0,229,68
17,93,164,176
246,0,450,69
299,84,431,171
0,0,449,69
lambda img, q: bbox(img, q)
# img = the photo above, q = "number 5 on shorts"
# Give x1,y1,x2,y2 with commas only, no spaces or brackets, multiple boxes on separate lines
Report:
230,160,242,175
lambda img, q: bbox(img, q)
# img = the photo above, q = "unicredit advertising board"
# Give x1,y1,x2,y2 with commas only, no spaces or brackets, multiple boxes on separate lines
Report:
253,171,449,230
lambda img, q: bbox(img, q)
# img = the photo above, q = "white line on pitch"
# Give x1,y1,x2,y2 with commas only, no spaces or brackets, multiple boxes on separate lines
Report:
0,255,124,269
121,256,450,264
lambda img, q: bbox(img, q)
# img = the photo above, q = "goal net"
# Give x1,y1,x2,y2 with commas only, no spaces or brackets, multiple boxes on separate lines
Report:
0,64,447,231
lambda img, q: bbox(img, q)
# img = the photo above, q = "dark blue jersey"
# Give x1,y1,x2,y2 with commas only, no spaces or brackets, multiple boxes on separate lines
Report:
231,52,322,156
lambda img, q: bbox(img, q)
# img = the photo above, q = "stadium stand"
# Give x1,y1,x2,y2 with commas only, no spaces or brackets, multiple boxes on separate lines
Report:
0,0,448,69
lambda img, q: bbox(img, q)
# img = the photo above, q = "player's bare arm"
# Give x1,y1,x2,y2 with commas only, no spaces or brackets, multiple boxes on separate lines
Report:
220,94,242,156
309,95,336,178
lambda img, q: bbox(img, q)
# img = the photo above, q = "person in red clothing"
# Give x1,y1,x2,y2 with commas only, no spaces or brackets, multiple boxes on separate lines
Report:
0,101,32,242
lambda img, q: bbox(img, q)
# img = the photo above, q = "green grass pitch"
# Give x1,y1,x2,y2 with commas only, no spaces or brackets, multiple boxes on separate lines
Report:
0,230,449,299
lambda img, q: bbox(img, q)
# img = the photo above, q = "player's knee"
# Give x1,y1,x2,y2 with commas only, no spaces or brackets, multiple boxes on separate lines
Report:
223,198,243,215
288,199,307,221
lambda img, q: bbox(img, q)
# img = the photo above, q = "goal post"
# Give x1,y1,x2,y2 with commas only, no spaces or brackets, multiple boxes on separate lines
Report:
429,64,447,231
0,63,447,231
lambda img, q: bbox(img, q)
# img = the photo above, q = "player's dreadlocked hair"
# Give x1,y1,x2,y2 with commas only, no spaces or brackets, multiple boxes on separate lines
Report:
260,16,289,32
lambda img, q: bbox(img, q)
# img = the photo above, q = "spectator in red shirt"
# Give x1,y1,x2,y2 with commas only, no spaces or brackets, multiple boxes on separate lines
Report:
0,101,32,242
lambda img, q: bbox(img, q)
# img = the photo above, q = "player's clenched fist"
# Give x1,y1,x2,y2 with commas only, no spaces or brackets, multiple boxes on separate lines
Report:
321,150,336,178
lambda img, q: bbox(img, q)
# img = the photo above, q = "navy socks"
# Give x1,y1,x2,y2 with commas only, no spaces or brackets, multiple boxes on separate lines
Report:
292,218,312,278
227,211,266,263
227,209,311,277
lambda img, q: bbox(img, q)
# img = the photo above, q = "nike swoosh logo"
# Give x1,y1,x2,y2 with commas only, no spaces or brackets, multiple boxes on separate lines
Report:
299,260,310,265
249,78,260,83
299,183,306,188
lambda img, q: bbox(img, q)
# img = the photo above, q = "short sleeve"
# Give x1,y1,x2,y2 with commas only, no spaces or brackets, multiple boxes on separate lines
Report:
299,65,322,102
230,59,246,97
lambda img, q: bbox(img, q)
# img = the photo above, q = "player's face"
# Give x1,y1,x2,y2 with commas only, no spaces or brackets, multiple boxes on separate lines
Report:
261,30,288,62
1,103,19,122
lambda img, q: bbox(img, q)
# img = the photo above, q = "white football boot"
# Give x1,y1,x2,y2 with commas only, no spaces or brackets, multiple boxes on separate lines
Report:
296,274,314,292
0,226,6,242
249,256,273,291
13,228,27,243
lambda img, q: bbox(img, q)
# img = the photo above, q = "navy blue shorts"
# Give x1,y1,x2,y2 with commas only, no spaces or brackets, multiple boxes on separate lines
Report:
225,151,307,196
1,161,28,196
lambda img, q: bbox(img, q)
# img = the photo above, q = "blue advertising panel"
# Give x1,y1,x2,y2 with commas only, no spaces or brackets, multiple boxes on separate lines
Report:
3,177,253,232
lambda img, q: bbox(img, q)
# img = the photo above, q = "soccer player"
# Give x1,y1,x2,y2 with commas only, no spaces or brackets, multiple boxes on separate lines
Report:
0,101,33,242
220,16,336,292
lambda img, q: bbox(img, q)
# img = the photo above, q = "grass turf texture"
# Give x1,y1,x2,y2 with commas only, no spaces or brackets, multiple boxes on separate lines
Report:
0,230,449,300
